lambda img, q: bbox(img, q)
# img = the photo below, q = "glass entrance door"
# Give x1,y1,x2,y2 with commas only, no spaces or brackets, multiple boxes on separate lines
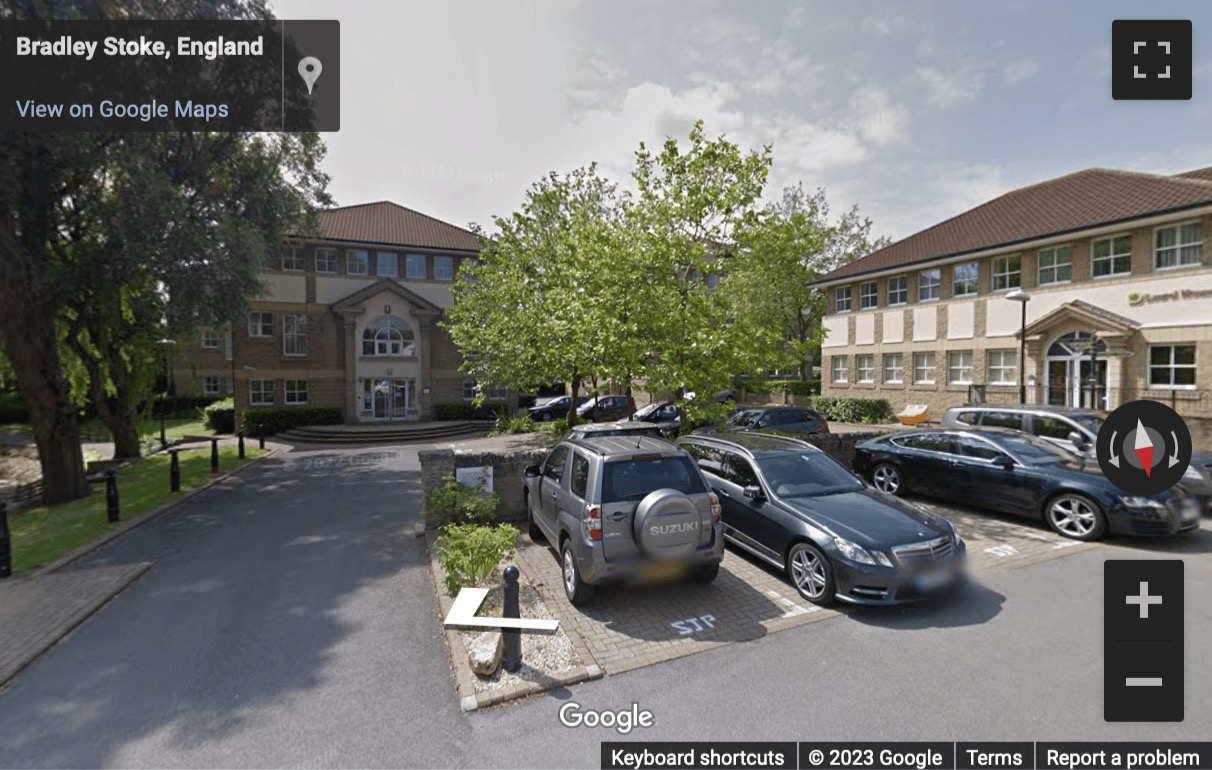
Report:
364,377,415,419
1044,332,1107,408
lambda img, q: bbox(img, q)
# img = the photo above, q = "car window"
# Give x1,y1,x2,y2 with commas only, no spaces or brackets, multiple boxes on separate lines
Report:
683,443,728,481
658,405,677,419
634,402,659,419
729,410,760,428
601,456,706,502
895,434,954,454
1069,414,1103,435
1031,416,1074,440
569,453,590,498
724,452,759,487
544,446,569,482
953,410,980,425
757,451,862,497
954,436,1003,460
981,411,1023,429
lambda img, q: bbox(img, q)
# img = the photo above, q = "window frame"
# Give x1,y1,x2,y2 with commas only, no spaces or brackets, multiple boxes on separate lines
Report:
249,378,274,406
201,329,220,349
859,281,878,310
1091,234,1132,278
918,268,941,302
315,247,338,274
913,351,936,384
283,314,308,357
883,353,904,384
1153,221,1203,270
1147,344,1197,390
376,251,399,278
831,356,849,384
1037,245,1073,285
952,262,979,297
947,350,973,385
991,254,1022,291
434,255,455,281
887,275,908,305
834,286,852,313
284,379,309,405
248,311,273,339
406,254,428,280
855,354,875,383
281,246,305,272
987,349,1016,385
347,250,369,276
202,375,222,395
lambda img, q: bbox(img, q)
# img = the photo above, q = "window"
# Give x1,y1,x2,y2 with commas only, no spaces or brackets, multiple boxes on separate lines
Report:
434,255,455,281
1038,245,1072,284
991,255,1021,291
361,316,415,356
201,329,219,349
883,353,904,383
406,254,427,279
315,247,338,274
1154,222,1202,269
347,250,369,275
1030,416,1075,440
855,354,875,383
250,379,274,406
282,246,305,271
1148,344,1196,388
723,453,759,488
885,275,907,305
981,411,1023,429
285,379,309,405
953,411,980,425
248,312,273,338
894,433,952,453
955,436,1003,460
952,262,978,297
918,268,941,301
377,252,399,277
859,281,878,309
570,454,590,499
831,356,849,383
913,352,936,384
1091,235,1131,277
835,286,852,312
544,446,569,482
203,376,221,395
463,378,507,401
987,350,1016,385
947,350,973,384
283,314,307,356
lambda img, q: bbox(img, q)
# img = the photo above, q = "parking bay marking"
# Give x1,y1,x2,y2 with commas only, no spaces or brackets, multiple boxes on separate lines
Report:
1022,532,1081,549
767,590,818,618
984,544,1020,558
670,614,717,635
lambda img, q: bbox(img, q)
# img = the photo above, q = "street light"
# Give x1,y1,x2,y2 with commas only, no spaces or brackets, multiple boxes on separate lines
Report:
1005,289,1031,404
156,338,178,448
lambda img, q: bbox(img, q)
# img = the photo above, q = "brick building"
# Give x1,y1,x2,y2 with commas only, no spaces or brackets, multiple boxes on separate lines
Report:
172,201,496,423
811,167,1212,423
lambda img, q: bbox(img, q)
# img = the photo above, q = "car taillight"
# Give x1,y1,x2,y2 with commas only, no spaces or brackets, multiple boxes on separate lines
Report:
708,492,721,524
584,504,602,541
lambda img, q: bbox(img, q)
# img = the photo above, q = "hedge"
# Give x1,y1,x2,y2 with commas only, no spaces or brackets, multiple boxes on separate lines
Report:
203,398,236,434
152,394,226,419
241,406,343,436
736,378,821,397
434,402,507,421
809,396,892,424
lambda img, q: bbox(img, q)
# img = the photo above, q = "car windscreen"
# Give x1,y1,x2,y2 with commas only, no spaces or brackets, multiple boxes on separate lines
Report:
633,402,662,419
993,433,1079,465
601,456,706,502
756,451,863,497
728,410,761,428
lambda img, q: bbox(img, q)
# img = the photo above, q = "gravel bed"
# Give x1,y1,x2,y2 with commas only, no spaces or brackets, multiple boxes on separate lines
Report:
460,583,580,693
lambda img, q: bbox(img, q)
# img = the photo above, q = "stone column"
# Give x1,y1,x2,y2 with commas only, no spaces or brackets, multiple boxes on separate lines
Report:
337,309,362,424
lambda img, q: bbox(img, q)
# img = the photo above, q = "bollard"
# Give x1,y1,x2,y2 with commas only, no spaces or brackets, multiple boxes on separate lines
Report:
210,437,220,473
258,433,265,450
502,565,522,672
105,469,120,523
169,449,181,493
238,431,245,459
0,501,12,579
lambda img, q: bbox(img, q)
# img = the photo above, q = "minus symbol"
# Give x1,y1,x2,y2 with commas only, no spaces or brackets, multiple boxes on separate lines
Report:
1126,678,1163,687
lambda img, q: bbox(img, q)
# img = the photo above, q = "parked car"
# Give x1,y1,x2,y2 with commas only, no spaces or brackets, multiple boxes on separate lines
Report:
524,435,724,605
711,405,830,436
854,426,1206,540
941,403,1212,497
676,431,965,606
568,421,668,441
577,394,636,423
630,400,680,437
528,395,589,422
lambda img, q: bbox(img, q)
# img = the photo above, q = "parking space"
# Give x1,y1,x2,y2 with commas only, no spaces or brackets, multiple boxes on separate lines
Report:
514,496,1099,677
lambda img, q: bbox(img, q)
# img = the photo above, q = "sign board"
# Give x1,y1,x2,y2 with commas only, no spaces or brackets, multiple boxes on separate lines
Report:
455,465,493,493
1103,348,1134,358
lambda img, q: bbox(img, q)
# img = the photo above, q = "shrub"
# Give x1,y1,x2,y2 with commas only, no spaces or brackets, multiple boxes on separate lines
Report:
434,402,507,421
151,395,226,419
762,379,821,397
488,411,535,436
810,396,892,424
437,523,519,595
203,398,236,434
424,474,501,526
240,406,343,436
549,418,570,435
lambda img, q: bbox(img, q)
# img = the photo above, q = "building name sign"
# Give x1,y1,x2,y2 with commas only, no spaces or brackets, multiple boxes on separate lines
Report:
1127,287,1212,306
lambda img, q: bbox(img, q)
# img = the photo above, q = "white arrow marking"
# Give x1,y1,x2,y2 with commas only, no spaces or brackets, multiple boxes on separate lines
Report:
1169,430,1181,467
443,587,559,631
1109,430,1120,467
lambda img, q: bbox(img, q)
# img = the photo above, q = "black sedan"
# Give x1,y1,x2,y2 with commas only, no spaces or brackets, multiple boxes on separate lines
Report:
528,395,588,422
677,431,966,606
631,400,680,436
854,426,1205,541
724,406,829,436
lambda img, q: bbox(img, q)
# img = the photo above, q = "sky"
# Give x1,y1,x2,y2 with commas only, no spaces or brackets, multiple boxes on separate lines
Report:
272,0,1212,244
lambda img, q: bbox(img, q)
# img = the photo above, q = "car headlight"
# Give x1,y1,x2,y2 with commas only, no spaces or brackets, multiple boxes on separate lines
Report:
873,550,893,568
950,526,964,549
1119,495,1167,510
833,536,879,566
1183,466,1204,481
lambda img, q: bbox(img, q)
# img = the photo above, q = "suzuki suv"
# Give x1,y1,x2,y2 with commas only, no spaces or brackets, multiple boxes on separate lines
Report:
523,435,724,605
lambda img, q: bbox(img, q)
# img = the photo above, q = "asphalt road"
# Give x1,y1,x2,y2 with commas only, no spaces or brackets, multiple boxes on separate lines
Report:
0,445,1207,769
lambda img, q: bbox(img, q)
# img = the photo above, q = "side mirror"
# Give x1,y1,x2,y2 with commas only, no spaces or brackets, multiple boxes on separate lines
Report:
525,464,541,478
990,453,1015,470
1068,431,1089,451
742,485,766,501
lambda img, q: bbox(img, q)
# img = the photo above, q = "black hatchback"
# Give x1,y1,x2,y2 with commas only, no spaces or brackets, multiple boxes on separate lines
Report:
676,432,965,606
722,406,829,436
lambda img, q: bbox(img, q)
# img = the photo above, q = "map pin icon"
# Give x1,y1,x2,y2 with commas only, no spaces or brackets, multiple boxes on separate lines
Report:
298,56,322,95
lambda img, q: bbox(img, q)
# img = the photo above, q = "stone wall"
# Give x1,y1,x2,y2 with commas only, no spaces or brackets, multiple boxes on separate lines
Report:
418,437,555,529
802,431,885,470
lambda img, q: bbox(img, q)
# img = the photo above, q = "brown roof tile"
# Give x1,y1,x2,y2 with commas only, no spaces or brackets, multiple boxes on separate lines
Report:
306,201,481,252
815,168,1212,284
1174,166,1212,183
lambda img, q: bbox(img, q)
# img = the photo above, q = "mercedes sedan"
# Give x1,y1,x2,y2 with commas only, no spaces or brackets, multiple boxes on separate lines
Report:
854,426,1205,541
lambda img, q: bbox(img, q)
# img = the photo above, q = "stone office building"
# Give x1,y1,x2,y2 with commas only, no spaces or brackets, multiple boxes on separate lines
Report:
172,201,496,423
811,167,1212,423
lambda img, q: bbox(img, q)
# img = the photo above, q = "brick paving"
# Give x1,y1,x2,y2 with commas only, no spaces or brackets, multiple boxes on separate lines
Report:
0,564,150,689
516,499,1096,677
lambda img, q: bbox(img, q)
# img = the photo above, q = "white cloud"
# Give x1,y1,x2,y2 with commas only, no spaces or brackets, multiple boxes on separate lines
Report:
915,65,983,110
847,86,907,147
1003,58,1040,84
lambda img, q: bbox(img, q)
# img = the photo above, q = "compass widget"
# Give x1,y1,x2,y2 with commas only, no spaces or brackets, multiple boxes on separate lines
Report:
1096,400,1192,496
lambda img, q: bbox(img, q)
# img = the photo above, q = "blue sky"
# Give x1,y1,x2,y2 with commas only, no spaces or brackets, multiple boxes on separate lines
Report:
274,0,1212,242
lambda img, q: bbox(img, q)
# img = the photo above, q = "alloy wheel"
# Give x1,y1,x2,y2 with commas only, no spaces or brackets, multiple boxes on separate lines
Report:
1047,494,1103,540
873,464,901,494
790,547,827,600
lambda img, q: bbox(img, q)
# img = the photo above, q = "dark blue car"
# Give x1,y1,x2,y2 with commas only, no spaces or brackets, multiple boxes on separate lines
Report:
854,426,1205,540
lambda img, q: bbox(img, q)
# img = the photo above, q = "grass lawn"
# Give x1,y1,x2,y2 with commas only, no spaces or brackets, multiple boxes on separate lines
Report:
8,445,263,573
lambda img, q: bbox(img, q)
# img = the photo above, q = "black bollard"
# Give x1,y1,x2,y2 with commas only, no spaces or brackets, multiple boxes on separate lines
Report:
238,431,245,459
169,449,181,493
258,433,265,450
210,437,220,473
502,565,522,672
0,501,12,579
105,469,120,523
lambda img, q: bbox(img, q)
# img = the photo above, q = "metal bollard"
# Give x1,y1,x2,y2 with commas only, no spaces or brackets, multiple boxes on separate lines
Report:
238,431,245,459
210,437,220,473
0,501,12,579
169,449,181,493
502,565,522,672
258,433,265,450
105,469,120,523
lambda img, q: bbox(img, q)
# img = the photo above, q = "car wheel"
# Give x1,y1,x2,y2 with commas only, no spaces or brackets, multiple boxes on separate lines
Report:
1045,493,1107,541
525,491,545,543
786,542,836,606
690,561,720,583
871,463,905,496
561,539,594,606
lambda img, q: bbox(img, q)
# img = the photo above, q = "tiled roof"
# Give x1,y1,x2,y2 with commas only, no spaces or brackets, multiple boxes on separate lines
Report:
306,201,481,252
1174,166,1212,183
814,168,1212,284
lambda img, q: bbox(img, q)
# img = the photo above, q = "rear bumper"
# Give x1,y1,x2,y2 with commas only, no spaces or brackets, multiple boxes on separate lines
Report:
574,522,726,585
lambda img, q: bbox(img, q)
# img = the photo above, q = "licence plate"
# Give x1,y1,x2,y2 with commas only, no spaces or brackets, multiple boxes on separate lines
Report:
914,568,954,591
1180,500,1200,523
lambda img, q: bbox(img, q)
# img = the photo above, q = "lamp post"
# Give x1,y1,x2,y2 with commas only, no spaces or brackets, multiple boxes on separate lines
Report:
1005,289,1031,404
156,338,177,448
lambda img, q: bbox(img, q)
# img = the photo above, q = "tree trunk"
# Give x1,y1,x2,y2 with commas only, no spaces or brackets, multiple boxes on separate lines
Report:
109,416,143,459
567,372,581,425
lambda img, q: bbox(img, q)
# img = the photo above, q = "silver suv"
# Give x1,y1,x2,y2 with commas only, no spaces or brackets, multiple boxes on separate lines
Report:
523,435,724,605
